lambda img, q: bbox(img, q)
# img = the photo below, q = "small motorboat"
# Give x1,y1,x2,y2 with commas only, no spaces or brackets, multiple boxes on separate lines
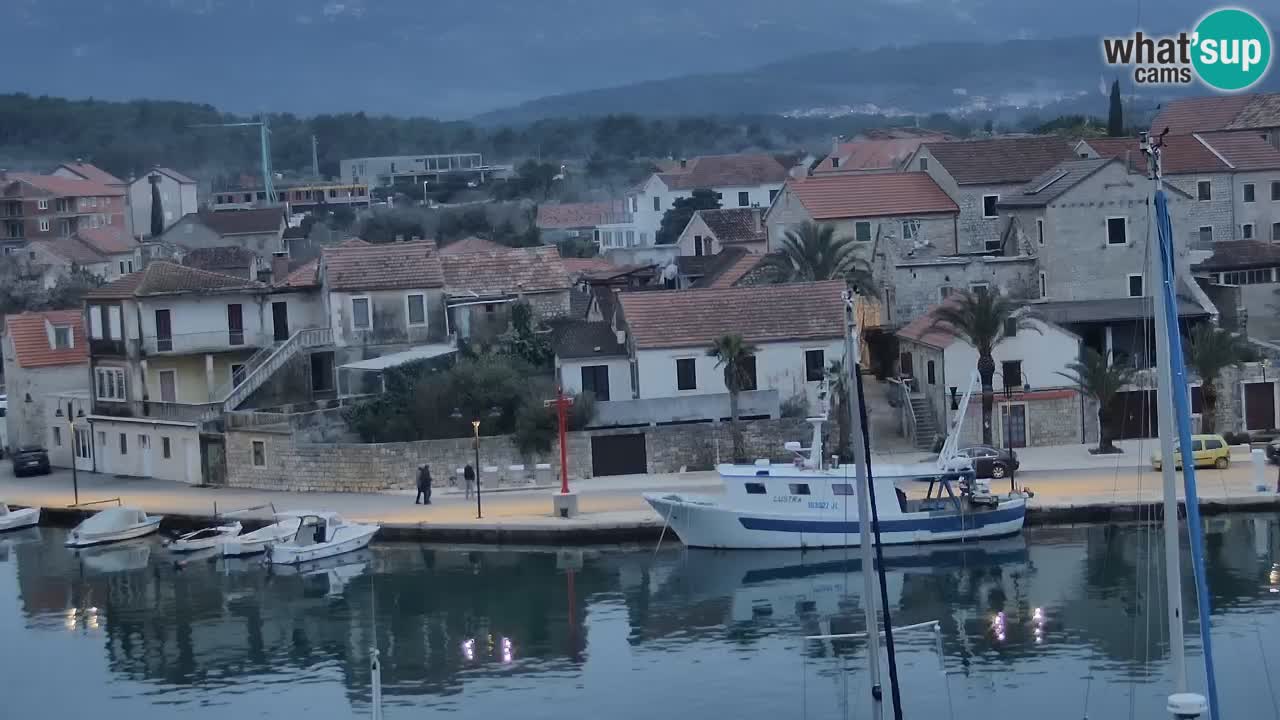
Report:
267,512,378,565
65,507,163,548
222,513,306,557
168,521,243,553
0,503,40,532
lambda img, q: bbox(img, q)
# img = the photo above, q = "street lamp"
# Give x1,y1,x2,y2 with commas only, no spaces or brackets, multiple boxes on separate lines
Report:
452,405,501,519
55,405,85,506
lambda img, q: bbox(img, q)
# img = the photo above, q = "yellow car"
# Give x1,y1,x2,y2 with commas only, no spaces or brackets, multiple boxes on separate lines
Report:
1151,434,1231,471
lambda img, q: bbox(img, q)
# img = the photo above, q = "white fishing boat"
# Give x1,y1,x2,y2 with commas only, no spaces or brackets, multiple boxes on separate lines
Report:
169,521,243,553
266,512,378,565
0,503,40,532
65,507,162,548
221,512,306,557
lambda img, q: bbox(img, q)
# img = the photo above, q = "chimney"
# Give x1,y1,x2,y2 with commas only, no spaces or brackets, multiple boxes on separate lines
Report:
410,235,421,242
832,136,842,156
753,207,762,234
271,255,290,283
679,158,687,169
394,233,404,242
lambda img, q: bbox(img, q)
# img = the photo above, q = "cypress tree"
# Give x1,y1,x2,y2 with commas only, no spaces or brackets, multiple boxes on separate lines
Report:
1107,80,1124,137
149,173,164,237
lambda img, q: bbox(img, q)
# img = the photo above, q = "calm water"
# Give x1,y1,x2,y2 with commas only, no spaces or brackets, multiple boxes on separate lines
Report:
4,519,1280,719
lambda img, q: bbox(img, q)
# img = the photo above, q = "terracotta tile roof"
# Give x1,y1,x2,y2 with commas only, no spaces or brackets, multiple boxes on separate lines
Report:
550,320,627,359
76,225,136,255
696,208,766,244
536,201,627,229
276,258,320,289
562,257,620,277
441,245,570,295
815,136,945,174
786,172,958,220
59,162,123,186
323,240,444,290
707,253,764,289
1197,131,1280,170
196,208,285,236
1225,93,1280,130
1194,240,1280,271
8,173,123,198
337,237,371,247
896,298,963,350
618,280,845,350
658,153,789,190
182,246,256,272
568,286,592,318
86,261,264,298
4,311,89,368
32,236,107,265
1152,94,1261,135
1082,135,1228,174
439,236,506,255
998,158,1117,208
85,271,146,299
923,136,1075,185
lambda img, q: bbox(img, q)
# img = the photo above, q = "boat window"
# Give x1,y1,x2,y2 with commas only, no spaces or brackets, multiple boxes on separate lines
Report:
744,482,767,494
788,483,811,495
754,470,770,476
832,483,854,495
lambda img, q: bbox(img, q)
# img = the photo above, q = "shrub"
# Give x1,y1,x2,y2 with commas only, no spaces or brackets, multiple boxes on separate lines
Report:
780,393,809,418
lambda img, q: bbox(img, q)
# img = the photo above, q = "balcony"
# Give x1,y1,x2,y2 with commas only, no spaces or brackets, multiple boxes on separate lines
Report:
89,338,127,356
92,399,222,424
135,329,272,356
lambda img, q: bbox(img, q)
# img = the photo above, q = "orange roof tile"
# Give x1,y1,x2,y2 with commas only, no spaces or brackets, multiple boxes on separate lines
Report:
707,253,764,288
76,225,136,255
441,246,570,295
276,259,320,289
58,162,124,186
323,240,444,290
658,154,789,190
4,311,89,368
786,173,958,220
815,136,945,174
922,136,1075,185
1197,131,1280,170
439,236,506,255
1151,94,1259,135
536,201,627,229
8,173,123,197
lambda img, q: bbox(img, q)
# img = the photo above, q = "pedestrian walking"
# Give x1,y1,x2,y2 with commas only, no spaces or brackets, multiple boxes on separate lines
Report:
416,464,433,505
464,463,476,499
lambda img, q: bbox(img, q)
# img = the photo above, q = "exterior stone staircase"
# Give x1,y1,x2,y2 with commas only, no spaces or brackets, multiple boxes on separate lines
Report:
222,327,333,412
909,396,939,450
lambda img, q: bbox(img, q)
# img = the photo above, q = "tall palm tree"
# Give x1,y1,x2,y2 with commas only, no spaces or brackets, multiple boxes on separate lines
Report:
708,334,759,462
763,221,876,296
1185,324,1248,433
930,289,1037,445
826,358,851,460
1057,347,1136,453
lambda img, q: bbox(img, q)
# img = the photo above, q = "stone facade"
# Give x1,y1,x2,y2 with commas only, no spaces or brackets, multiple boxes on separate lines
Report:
890,256,1037,324
953,182,1021,254
955,389,1098,447
1165,174,1235,244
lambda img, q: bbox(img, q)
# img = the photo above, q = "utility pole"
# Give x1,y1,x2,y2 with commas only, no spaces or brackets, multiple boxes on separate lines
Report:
311,135,320,179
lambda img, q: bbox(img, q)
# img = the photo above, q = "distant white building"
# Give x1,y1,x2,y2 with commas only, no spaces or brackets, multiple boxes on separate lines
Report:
125,168,199,239
340,153,491,187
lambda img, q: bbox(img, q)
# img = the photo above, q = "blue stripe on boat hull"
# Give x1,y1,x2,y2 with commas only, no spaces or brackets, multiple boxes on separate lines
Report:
738,504,1025,535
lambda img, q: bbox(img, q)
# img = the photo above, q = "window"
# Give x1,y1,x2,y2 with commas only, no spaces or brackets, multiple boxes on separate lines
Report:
832,483,854,496
95,367,126,401
1243,223,1255,240
769,189,779,203
726,355,758,391
119,433,127,455
805,349,825,382
1273,222,1280,241
1127,273,1144,297
162,437,171,459
53,426,61,447
831,157,841,169
1001,360,1022,391
1036,218,1044,246
982,195,999,218
1199,226,1214,244
902,219,919,243
351,297,371,329
1204,437,1224,450
926,360,936,385
940,286,953,299
744,482,767,495
406,294,426,326
119,261,127,275
1106,217,1128,245
788,483,811,495
653,196,661,212
52,326,72,349
1039,271,1047,299
631,197,638,213
693,235,705,256
676,358,697,390
252,440,266,467
1004,317,1018,337
969,282,989,297
919,157,929,171
854,221,872,242
37,199,48,210
231,364,246,386
227,303,244,345
1244,183,1256,202
1273,181,1280,201
310,351,335,392
39,218,50,232
738,191,750,207
1198,180,1212,201
580,365,611,401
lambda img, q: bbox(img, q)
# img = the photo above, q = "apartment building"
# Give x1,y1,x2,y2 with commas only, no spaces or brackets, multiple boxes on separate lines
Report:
0,171,125,251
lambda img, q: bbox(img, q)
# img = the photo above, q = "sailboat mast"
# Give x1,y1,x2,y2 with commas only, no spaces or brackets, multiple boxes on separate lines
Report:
844,290,884,720
1143,131,1189,696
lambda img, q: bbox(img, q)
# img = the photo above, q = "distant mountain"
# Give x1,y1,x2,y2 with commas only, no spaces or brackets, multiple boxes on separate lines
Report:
3,0,1268,118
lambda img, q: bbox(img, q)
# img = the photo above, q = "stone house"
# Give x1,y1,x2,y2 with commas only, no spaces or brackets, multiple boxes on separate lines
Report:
150,208,287,265
1151,92,1280,145
319,239,447,351
676,207,768,256
907,136,1076,255
1,310,89,456
439,244,571,342
1194,241,1280,341
25,234,113,288
813,134,947,175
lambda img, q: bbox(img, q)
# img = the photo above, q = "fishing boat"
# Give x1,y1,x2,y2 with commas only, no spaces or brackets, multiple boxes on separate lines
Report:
168,521,242,553
221,512,306,557
265,512,378,565
65,507,162,548
0,502,40,532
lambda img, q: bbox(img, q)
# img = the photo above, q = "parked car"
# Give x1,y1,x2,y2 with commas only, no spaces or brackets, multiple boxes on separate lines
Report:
1151,434,1230,471
956,445,1019,480
10,445,51,477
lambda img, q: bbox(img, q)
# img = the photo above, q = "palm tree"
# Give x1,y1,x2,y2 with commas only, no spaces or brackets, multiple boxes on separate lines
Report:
763,221,876,296
1185,324,1248,433
708,334,759,462
826,358,851,460
930,289,1038,445
1057,347,1136,453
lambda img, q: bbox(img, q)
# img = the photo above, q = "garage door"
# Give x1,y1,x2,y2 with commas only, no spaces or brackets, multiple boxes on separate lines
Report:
591,434,647,477
1108,390,1157,439
1244,382,1276,430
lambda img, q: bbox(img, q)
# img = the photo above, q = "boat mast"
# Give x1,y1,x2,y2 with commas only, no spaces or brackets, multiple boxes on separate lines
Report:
843,290,883,720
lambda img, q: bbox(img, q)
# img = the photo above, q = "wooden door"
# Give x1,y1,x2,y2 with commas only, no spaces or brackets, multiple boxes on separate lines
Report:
155,309,172,351
227,303,244,346
1245,382,1276,430
272,301,290,342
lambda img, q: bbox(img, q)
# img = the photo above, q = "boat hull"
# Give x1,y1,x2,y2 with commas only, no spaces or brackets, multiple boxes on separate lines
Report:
170,524,241,553
267,525,378,565
0,507,40,532
64,517,162,548
222,522,299,557
645,494,1026,550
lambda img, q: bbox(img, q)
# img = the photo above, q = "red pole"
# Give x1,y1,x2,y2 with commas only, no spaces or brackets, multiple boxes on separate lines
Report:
557,385,570,494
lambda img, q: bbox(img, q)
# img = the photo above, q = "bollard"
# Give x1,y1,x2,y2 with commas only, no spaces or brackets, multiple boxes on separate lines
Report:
1252,448,1267,493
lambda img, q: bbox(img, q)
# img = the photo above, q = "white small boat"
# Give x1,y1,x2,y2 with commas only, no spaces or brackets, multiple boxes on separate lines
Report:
65,507,163,548
222,513,306,557
0,503,40,532
267,512,378,565
168,521,243,553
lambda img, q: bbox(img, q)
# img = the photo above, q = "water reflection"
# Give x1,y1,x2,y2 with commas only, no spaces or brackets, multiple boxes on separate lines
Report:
2,518,1280,719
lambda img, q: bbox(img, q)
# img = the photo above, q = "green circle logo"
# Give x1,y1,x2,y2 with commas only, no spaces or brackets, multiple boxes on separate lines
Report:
1192,8,1272,91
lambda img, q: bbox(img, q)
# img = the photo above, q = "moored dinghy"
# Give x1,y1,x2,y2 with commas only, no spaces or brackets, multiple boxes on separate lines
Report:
168,521,243,553
266,512,378,565
65,507,162,548
0,503,40,532
221,512,307,557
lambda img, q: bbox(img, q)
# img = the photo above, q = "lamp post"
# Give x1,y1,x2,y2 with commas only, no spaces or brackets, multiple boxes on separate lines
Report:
453,406,501,519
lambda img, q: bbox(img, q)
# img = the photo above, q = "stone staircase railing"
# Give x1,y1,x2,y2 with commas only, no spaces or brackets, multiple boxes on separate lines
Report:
223,327,333,412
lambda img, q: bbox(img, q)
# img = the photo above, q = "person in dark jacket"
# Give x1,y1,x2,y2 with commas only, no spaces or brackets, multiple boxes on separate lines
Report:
463,464,476,499
416,464,433,505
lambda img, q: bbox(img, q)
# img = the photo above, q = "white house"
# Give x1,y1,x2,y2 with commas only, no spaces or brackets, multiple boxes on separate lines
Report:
125,168,200,239
552,320,632,403
676,207,767,256
319,238,447,350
